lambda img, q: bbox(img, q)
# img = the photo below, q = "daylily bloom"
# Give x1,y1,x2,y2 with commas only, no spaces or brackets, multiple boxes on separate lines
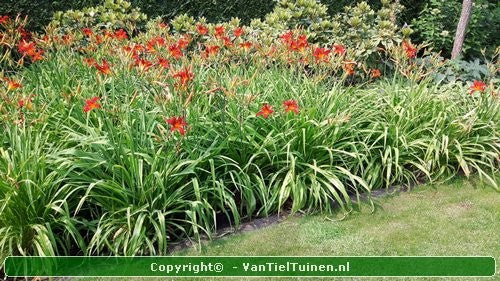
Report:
313,47,330,62
166,116,187,136
158,22,168,29
204,45,220,57
233,27,244,37
280,30,294,43
0,15,10,25
5,78,22,91
283,100,299,114
177,36,190,49
196,24,208,35
83,96,101,113
403,41,417,59
222,36,233,47
18,40,36,56
173,67,194,88
83,57,97,66
157,58,169,68
256,103,274,119
469,80,486,94
168,44,183,59
82,28,93,37
114,29,128,40
239,41,252,51
343,61,355,75
94,59,112,75
371,69,381,78
134,57,153,71
214,25,225,37
332,44,346,56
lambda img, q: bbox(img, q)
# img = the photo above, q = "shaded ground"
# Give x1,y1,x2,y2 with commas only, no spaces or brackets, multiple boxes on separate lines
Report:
74,176,500,281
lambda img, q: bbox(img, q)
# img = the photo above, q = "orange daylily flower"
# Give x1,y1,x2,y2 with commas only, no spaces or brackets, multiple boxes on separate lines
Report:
469,80,486,94
233,27,244,37
256,103,274,119
94,59,112,75
313,47,330,63
283,100,299,114
166,116,188,136
371,69,381,78
83,96,101,113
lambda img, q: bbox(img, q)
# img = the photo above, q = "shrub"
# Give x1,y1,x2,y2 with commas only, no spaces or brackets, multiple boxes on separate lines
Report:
50,0,147,34
412,0,500,58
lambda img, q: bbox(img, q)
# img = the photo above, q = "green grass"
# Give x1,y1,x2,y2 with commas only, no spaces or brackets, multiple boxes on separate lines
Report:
74,176,499,281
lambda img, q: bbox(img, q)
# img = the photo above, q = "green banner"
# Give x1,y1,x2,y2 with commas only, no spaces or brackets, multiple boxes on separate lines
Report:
4,256,496,277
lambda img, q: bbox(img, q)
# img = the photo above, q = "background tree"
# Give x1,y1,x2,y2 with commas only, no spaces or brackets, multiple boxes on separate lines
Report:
451,0,473,59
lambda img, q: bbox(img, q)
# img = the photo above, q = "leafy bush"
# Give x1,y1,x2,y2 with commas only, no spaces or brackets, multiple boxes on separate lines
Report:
50,0,147,33
412,0,500,58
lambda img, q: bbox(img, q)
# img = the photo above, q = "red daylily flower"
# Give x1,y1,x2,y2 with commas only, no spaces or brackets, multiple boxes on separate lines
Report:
222,36,233,47
204,45,220,57
166,116,188,136
256,103,274,119
5,78,22,91
177,36,190,49
159,22,169,29
94,59,112,75
313,47,330,62
215,25,225,37
283,100,299,114
371,69,381,78
173,67,194,88
114,29,128,40
157,58,169,68
233,27,244,37
168,44,183,59
403,41,417,59
469,80,486,94
197,24,208,35
239,41,252,51
0,15,9,25
280,30,294,43
83,96,101,113
18,40,36,56
332,44,346,56
82,28,93,37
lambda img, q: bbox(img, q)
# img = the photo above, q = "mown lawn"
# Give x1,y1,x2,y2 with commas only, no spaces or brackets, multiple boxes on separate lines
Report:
75,176,499,281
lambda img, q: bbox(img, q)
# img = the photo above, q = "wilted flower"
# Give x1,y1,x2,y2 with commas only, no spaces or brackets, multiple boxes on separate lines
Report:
370,69,381,78
283,100,299,114
166,116,188,136
83,96,101,113
256,103,274,118
343,61,355,75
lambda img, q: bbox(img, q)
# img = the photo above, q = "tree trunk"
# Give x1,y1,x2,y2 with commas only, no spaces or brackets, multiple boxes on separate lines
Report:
451,0,473,59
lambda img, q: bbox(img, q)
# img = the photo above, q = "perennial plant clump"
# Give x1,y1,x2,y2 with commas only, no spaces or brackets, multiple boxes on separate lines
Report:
0,0,499,261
